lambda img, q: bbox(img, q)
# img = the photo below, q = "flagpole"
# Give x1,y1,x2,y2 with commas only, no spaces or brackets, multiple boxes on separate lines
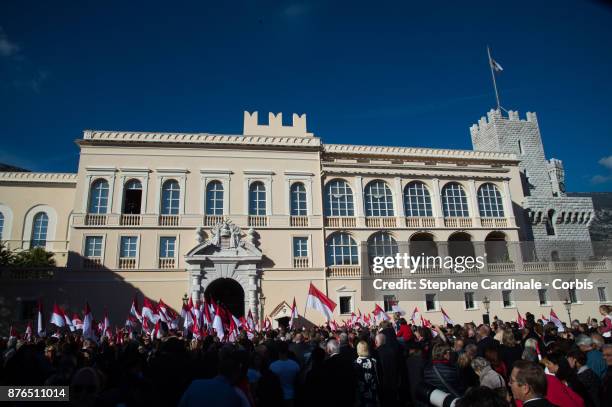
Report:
487,45,501,111
303,281,311,326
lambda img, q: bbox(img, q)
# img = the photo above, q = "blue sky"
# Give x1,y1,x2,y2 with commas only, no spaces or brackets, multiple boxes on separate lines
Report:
1,0,611,192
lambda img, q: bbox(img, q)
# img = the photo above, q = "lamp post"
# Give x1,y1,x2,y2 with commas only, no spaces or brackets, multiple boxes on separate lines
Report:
260,295,266,324
564,298,572,323
482,296,491,323
182,293,189,305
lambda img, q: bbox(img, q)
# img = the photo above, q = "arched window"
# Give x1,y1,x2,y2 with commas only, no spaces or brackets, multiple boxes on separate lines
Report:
88,179,109,214
410,232,438,258
206,181,224,215
477,183,505,218
367,232,398,260
249,182,266,215
485,231,509,263
441,183,469,217
326,232,358,266
0,212,4,240
364,180,394,217
31,212,49,248
161,180,180,215
123,179,142,214
448,232,475,259
404,181,433,217
290,182,307,216
324,180,354,217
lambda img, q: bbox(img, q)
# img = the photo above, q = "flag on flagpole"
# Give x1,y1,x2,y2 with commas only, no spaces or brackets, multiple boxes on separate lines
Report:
247,309,255,332
50,303,66,327
64,312,76,332
72,313,83,330
549,309,564,332
516,310,526,329
142,298,159,323
25,322,33,341
490,57,503,73
421,315,432,328
82,302,95,340
372,304,390,322
212,302,225,340
441,308,454,326
130,295,142,322
409,307,420,324
9,326,18,339
541,314,550,324
306,283,336,321
289,297,298,329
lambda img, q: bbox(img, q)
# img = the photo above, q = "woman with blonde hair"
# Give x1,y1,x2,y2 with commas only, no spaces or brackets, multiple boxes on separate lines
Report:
499,329,523,376
354,340,380,407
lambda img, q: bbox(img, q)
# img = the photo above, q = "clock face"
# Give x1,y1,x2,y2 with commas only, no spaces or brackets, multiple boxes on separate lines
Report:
559,182,566,193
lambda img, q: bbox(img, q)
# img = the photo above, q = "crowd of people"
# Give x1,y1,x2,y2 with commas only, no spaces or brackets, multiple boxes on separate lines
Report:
1,304,612,407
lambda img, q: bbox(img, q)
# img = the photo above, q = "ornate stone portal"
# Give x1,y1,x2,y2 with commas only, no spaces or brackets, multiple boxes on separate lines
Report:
184,220,263,321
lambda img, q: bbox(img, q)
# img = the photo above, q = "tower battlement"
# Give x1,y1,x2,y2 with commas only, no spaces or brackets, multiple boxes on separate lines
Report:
243,111,314,138
470,109,538,137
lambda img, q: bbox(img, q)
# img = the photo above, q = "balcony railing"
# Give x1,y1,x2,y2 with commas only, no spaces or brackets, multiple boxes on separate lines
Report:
486,262,516,273
203,215,224,227
365,217,397,228
248,215,268,227
290,216,309,227
405,217,436,228
83,257,103,269
325,217,356,228
159,258,176,269
480,218,508,228
293,257,309,268
326,265,361,277
444,217,473,228
85,214,107,226
118,258,136,269
159,215,179,226
120,214,141,226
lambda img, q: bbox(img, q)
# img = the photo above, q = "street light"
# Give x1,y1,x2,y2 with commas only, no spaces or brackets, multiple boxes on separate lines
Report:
182,293,189,305
482,296,491,321
564,297,572,323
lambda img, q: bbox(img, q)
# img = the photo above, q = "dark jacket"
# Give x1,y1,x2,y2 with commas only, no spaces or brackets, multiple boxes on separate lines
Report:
523,398,559,407
376,343,402,407
423,360,465,398
321,353,357,406
577,367,602,407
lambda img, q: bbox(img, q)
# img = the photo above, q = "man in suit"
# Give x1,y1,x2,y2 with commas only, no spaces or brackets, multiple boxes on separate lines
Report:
510,360,557,407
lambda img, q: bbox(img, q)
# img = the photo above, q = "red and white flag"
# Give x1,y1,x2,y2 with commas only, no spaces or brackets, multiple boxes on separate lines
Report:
289,298,298,329
37,299,44,336
9,325,18,339
264,317,272,331
306,283,336,321
212,303,225,340
372,304,389,322
409,307,420,324
549,309,564,332
103,309,111,338
64,312,75,332
441,308,454,326
82,302,95,339
202,299,212,327
181,302,194,329
142,298,159,323
516,310,526,329
50,303,66,327
158,299,170,324
130,296,142,322
421,315,432,328
541,314,550,324
329,320,338,331
247,309,255,331
72,313,83,330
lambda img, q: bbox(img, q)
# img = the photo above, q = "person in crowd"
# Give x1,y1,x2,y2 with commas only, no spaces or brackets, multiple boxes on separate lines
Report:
396,318,412,343
477,325,497,357
599,305,612,340
499,329,523,376
457,343,480,389
269,340,300,407
456,386,510,407
601,344,612,406
543,351,587,407
576,334,608,379
423,343,465,398
510,360,555,407
567,349,602,407
321,338,357,406
374,332,401,406
338,332,358,364
471,356,507,398
354,340,380,407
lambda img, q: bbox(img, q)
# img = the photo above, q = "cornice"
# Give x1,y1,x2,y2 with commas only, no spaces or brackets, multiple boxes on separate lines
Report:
0,172,78,184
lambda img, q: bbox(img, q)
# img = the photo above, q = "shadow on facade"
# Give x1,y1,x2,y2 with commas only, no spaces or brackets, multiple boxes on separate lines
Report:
0,251,182,335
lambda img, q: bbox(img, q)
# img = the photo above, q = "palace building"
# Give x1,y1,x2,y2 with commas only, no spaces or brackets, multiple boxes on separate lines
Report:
0,109,608,328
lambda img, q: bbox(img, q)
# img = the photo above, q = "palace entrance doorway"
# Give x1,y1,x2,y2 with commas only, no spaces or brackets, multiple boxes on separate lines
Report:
204,278,245,318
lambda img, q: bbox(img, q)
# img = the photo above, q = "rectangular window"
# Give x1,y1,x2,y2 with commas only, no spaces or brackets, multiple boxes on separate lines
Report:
598,287,608,303
464,292,476,310
538,289,549,306
159,237,176,259
85,236,103,257
568,288,578,304
383,295,397,313
293,237,308,258
425,293,438,311
339,296,352,315
502,290,514,308
120,236,138,258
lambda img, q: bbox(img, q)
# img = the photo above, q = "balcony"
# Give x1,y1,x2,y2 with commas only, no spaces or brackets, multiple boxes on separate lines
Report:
159,258,176,269
405,217,436,228
480,218,508,228
290,216,309,227
365,217,397,228
326,265,361,277
85,214,107,226
486,262,516,273
325,217,356,228
203,215,225,227
293,257,309,268
248,215,268,227
120,214,141,226
118,258,136,269
444,217,473,228
158,215,179,226
83,257,103,269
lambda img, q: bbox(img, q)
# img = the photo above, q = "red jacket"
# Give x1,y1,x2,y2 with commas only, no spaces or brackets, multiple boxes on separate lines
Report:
396,324,413,341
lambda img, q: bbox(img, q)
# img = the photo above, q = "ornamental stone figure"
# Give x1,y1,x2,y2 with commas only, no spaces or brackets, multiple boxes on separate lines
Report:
206,219,244,249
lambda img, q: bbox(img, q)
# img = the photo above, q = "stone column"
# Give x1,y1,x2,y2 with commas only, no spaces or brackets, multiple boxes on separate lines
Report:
431,178,443,227
394,177,404,225
247,266,259,323
354,176,365,227
502,180,516,227
468,180,480,226
186,263,202,301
